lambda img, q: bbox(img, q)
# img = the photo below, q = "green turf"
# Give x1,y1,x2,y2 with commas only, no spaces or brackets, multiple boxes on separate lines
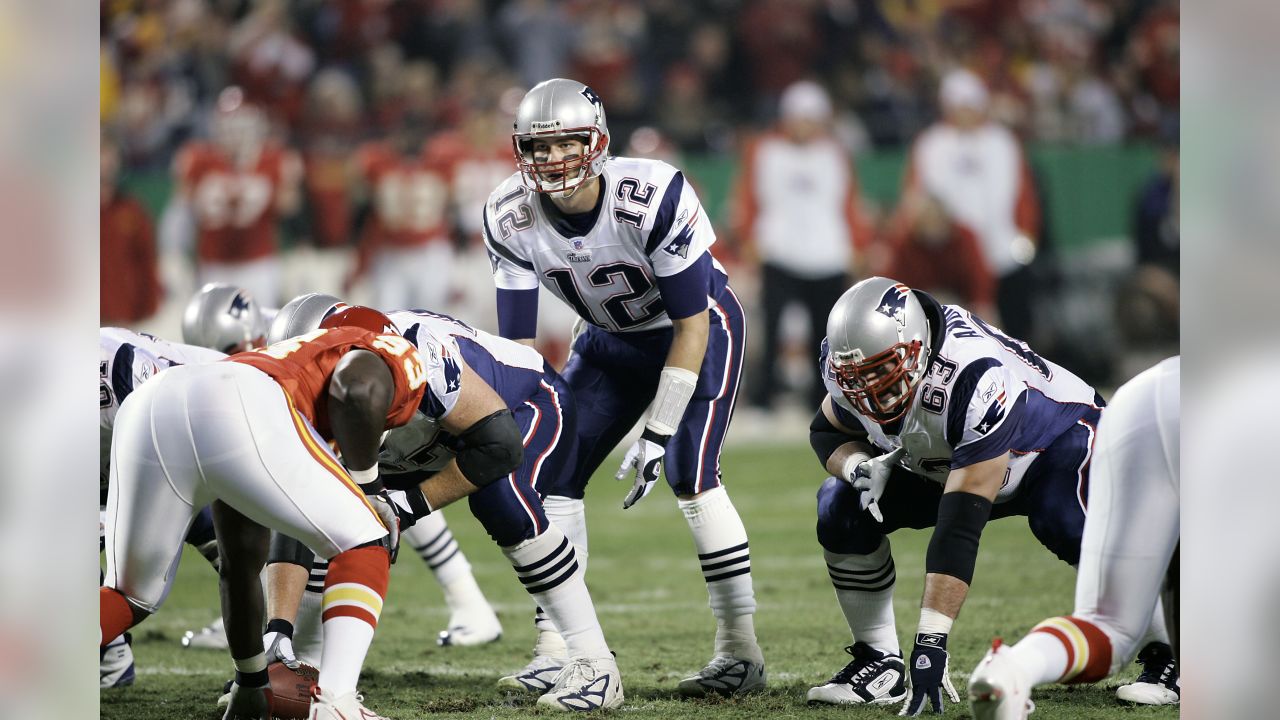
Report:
101,444,1172,719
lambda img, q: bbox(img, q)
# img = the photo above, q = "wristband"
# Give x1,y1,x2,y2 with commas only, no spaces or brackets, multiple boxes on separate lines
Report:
265,618,295,638
405,487,434,518
917,607,954,636
349,466,381,494
645,366,698,436
640,427,671,446
840,452,871,481
233,651,268,688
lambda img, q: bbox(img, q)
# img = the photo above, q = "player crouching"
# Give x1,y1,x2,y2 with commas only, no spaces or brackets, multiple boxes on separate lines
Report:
99,308,505,720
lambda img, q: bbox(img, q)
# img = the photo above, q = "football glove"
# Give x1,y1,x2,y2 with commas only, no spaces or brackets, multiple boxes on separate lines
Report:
616,428,669,509
900,632,960,716
221,681,271,720
368,491,404,564
849,446,906,523
263,622,299,670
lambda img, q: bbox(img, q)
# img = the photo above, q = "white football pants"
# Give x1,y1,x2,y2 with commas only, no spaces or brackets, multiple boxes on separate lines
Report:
103,362,386,612
1073,357,1179,673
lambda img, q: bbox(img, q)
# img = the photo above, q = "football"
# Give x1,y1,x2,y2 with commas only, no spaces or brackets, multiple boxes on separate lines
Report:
268,661,318,719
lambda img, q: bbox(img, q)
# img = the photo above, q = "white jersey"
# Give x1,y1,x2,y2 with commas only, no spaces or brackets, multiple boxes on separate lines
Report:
99,328,225,489
821,295,1100,501
483,156,727,332
380,309,550,477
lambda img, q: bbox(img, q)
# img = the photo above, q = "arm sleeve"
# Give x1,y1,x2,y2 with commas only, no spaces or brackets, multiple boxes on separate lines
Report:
655,253,712,320
497,288,540,339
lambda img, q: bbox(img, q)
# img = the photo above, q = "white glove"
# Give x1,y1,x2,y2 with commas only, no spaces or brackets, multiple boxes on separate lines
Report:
263,629,299,670
615,429,669,509
846,447,906,523
368,492,402,563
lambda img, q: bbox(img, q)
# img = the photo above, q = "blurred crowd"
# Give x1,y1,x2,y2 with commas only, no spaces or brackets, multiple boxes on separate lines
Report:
100,0,1179,397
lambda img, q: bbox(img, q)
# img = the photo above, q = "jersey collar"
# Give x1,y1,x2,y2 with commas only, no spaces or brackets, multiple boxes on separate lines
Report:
539,175,608,240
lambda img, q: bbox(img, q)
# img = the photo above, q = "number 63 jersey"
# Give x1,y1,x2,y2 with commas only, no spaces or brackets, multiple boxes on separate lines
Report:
821,291,1103,501
482,156,728,332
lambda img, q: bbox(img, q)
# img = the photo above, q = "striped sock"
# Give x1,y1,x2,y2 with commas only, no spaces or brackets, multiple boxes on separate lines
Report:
319,545,390,695
825,538,900,655
504,527,610,660
402,512,471,585
680,486,761,664
1020,615,1113,685
100,587,135,647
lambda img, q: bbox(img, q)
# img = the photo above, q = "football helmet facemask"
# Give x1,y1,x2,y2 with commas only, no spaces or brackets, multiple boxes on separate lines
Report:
512,78,610,197
826,277,931,425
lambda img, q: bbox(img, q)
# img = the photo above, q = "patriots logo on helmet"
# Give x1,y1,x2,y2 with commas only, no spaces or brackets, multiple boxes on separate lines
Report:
580,86,603,107
228,293,252,318
874,283,912,326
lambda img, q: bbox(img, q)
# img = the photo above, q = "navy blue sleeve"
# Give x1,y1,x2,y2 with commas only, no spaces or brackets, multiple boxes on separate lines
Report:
497,288,539,339
654,252,711,320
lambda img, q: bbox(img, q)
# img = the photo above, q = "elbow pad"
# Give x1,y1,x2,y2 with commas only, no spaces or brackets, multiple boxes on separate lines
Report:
455,409,524,487
810,408,850,467
925,491,993,584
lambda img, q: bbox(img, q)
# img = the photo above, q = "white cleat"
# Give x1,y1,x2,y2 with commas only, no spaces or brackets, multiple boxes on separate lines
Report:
99,633,135,689
536,657,624,712
498,654,570,693
307,687,390,720
1115,641,1179,705
181,616,229,650
437,605,503,647
969,638,1035,720
677,654,766,697
806,642,905,705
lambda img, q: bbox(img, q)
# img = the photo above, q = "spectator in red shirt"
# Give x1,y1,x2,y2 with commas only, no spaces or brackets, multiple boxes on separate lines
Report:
884,190,997,320
101,136,162,324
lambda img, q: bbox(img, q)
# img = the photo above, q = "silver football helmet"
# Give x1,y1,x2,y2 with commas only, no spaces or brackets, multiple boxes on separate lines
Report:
267,292,345,344
379,410,454,477
181,283,269,353
826,277,932,424
512,78,610,196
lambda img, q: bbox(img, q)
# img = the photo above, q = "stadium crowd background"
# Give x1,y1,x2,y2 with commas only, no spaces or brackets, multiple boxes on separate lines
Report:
99,0,1179,399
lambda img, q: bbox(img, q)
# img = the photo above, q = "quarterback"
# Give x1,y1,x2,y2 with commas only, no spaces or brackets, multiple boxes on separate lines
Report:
483,78,764,695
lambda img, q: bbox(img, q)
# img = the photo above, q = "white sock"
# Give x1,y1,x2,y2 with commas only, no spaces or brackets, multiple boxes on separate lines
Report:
293,588,324,668
1009,630,1071,687
504,526,610,660
825,537,900,655
678,486,762,664
543,495,588,568
402,512,472,586
318,616,374,696
532,607,568,659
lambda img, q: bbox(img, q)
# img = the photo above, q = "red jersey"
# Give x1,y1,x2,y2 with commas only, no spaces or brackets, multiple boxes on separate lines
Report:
304,148,354,249
354,141,452,249
100,192,161,323
175,141,300,262
228,327,427,439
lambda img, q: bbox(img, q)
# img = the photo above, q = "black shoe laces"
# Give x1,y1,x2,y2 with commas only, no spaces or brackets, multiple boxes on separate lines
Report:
829,644,896,686
1134,643,1177,687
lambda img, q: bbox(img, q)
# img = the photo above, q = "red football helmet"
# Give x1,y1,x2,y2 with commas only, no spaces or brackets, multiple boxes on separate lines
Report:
319,305,397,335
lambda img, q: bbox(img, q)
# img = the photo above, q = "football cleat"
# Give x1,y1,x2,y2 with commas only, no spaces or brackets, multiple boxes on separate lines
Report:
676,654,766,697
968,638,1035,720
1116,641,1179,705
181,616,229,650
806,641,905,705
307,687,390,720
100,632,135,689
498,654,569,693
437,604,503,647
536,657,624,712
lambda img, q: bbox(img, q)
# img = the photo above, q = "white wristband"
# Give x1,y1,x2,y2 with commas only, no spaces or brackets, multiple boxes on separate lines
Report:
233,652,268,674
348,466,378,485
840,452,871,482
645,366,699,436
918,607,954,636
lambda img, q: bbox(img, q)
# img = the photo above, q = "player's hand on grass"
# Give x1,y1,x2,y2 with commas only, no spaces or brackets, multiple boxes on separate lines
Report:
899,632,960,716
849,446,906,523
222,681,270,720
616,428,669,509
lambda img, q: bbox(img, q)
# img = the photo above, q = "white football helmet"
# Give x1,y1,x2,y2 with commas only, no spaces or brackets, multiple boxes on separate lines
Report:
182,283,269,353
826,277,932,424
512,78,610,196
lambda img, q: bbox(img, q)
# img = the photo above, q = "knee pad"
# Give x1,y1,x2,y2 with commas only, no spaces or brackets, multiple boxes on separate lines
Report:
815,476,882,555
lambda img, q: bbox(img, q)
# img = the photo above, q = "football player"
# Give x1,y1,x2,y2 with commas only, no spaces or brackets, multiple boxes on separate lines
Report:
805,277,1177,714
968,357,1180,718
100,312,511,720
183,287,503,651
99,327,227,683
483,78,764,696
172,86,302,306
255,296,622,710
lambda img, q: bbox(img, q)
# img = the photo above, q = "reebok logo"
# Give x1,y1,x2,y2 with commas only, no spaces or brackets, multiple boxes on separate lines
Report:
917,633,944,647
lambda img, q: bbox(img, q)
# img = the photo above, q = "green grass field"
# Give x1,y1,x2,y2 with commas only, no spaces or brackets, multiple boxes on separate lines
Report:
101,443,1171,719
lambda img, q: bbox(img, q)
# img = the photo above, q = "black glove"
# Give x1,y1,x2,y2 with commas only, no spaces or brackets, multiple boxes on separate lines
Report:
900,632,960,716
